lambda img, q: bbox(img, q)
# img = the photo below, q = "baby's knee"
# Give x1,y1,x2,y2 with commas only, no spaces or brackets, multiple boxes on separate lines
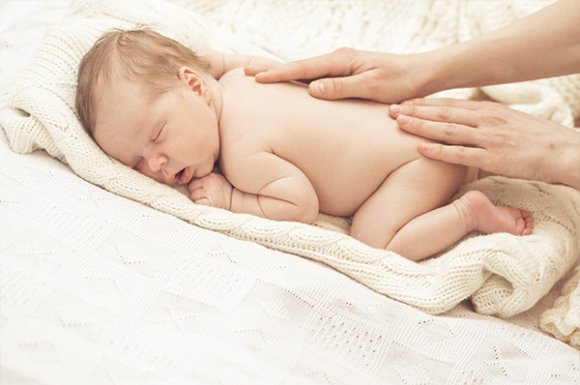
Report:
349,226,393,249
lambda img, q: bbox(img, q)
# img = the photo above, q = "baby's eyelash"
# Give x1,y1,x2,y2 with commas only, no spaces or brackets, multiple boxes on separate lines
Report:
153,122,166,142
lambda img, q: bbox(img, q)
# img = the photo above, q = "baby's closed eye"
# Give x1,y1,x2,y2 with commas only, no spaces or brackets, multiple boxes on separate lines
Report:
152,122,166,142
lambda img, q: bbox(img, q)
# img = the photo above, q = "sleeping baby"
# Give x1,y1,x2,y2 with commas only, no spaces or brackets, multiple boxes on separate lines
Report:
75,29,533,262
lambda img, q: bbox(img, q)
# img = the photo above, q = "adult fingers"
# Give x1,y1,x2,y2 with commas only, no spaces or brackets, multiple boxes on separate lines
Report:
417,143,489,170
307,71,382,100
244,65,272,76
390,104,481,127
402,97,489,111
395,113,485,146
252,50,355,83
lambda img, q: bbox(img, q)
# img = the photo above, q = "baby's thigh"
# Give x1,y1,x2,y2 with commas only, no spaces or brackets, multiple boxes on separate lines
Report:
350,158,466,246
394,157,467,206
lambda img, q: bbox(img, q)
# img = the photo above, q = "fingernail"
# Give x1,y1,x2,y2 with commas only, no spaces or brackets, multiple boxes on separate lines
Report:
311,80,325,94
419,143,434,152
397,114,409,124
390,104,401,114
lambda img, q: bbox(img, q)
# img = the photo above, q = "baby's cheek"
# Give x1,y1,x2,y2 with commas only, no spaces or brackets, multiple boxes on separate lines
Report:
136,164,164,184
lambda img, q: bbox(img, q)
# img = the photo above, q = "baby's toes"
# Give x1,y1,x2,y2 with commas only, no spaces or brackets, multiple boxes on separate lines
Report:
507,208,525,234
522,210,534,235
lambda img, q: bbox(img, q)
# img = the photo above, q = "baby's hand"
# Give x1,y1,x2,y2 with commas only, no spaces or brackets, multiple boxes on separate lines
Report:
188,172,233,209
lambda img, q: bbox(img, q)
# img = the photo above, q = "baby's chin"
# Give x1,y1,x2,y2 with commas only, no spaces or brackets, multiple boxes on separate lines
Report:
197,163,218,178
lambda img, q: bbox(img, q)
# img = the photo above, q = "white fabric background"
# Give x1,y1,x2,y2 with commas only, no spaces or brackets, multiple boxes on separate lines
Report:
1,1,579,384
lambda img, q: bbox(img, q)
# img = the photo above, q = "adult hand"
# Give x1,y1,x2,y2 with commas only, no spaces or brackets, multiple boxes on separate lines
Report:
390,98,580,189
246,1,580,105
244,48,433,104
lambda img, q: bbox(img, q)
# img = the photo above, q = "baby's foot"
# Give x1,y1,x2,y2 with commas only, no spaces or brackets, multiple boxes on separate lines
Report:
456,190,534,236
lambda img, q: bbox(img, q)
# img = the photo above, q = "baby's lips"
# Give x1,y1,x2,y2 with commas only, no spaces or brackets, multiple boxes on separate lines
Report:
178,166,193,185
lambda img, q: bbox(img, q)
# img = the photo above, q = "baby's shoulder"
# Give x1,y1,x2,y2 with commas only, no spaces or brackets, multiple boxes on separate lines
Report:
219,67,252,87
219,133,268,182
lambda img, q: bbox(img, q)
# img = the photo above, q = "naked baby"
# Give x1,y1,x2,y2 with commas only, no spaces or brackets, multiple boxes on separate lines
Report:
76,29,533,261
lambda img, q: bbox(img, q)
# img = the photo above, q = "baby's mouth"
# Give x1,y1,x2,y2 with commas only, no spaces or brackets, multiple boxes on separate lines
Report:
175,167,192,185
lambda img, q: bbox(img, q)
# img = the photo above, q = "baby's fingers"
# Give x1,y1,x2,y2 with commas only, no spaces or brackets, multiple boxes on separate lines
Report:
188,176,208,192
190,186,211,204
194,197,212,206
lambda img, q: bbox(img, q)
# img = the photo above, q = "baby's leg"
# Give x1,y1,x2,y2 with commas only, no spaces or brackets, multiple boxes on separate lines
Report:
350,158,533,261
386,190,533,260
351,158,467,257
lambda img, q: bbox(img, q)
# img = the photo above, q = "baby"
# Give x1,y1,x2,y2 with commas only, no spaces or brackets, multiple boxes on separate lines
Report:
76,29,533,261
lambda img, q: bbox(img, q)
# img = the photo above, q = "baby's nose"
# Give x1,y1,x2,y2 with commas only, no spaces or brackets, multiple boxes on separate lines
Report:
136,161,163,183
144,156,175,184
146,153,168,173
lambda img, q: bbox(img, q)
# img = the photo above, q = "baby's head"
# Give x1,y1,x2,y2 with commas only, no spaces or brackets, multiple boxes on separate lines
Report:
76,29,221,185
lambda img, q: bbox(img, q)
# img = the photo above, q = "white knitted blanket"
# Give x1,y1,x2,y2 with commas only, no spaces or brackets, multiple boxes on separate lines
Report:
1,0,579,347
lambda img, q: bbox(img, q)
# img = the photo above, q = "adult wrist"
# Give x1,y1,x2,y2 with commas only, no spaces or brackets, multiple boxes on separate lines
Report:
556,129,580,190
416,44,468,96
419,38,513,95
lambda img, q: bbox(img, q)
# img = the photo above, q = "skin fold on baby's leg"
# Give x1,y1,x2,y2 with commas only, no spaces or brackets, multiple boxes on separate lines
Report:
350,158,533,261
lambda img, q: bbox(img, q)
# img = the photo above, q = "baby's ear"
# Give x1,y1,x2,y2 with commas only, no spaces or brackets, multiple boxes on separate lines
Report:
177,66,206,96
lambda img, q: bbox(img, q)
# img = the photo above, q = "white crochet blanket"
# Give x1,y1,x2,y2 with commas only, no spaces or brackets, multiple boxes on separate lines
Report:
1,0,579,348
4,128,580,384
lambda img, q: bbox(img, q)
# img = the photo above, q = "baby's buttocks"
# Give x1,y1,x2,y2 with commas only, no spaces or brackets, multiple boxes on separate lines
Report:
374,108,479,185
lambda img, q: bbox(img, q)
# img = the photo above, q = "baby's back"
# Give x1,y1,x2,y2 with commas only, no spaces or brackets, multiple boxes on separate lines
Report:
219,69,434,216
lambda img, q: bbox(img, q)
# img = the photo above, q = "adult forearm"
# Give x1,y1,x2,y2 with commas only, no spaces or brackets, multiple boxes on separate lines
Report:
424,0,580,94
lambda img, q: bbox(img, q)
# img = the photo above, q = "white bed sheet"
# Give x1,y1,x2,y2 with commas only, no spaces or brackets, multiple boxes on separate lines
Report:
1,2,578,384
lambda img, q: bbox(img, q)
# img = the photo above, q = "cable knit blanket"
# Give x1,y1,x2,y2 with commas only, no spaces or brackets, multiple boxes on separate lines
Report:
1,0,579,348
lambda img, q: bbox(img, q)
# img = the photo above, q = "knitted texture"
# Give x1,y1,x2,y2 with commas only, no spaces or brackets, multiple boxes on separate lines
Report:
1,0,579,330
540,266,580,349
3,130,579,384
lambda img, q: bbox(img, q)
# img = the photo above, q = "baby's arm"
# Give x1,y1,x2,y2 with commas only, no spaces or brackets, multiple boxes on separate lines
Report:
191,43,278,79
189,152,319,223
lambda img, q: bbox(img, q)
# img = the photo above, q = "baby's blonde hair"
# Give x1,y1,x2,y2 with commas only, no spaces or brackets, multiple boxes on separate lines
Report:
75,29,209,134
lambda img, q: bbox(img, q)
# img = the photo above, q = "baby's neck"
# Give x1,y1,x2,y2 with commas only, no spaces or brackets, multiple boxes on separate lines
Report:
207,77,224,127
